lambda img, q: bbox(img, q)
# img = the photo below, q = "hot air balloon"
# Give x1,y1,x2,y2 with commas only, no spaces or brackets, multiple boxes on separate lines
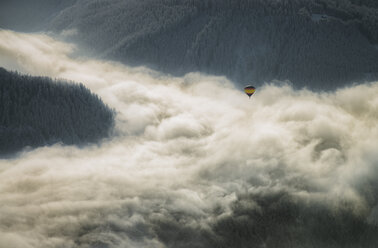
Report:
244,85,255,98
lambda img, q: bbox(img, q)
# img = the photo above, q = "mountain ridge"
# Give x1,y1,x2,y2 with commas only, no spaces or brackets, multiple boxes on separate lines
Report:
45,0,378,89
2,0,378,89
0,67,115,155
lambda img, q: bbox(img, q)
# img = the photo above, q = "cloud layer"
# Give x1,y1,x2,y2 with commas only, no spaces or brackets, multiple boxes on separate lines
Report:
1,30,378,247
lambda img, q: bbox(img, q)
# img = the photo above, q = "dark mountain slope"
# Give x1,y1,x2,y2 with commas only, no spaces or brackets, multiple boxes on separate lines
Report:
0,0,77,31
0,67,114,155
45,0,378,89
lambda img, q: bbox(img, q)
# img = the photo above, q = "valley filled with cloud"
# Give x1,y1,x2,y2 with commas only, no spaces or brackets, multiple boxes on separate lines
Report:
1,29,378,247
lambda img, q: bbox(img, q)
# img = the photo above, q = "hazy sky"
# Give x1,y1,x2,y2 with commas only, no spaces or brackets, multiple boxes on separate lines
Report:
1,29,378,247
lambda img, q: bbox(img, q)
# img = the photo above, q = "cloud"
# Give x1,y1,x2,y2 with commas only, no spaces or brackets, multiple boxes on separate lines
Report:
1,29,378,247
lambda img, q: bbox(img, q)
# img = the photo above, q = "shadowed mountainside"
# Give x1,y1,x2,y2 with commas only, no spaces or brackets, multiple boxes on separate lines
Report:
0,0,77,31
0,67,115,155
44,0,378,90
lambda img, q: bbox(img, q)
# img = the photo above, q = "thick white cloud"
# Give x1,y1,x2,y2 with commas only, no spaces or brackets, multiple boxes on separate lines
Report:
1,30,378,247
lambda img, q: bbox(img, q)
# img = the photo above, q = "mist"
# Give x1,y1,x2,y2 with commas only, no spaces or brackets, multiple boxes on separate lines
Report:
1,30,378,247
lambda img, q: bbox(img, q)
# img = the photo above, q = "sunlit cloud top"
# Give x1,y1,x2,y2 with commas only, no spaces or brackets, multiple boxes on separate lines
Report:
1,29,378,247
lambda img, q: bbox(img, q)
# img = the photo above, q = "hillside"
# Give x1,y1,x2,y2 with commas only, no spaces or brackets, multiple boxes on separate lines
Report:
0,67,115,155
44,0,378,89
0,0,76,31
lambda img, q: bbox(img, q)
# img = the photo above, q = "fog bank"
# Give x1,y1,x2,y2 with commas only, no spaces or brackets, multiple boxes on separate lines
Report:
1,30,378,247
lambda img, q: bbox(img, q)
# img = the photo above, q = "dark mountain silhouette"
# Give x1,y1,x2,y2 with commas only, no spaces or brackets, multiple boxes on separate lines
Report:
43,0,378,89
0,67,115,156
0,0,76,31
1,0,378,89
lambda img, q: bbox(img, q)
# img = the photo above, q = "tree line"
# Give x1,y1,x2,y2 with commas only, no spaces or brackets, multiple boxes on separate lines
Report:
0,67,115,155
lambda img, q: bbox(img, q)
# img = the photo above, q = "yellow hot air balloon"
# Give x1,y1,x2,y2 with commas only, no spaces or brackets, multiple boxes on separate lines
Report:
244,85,256,98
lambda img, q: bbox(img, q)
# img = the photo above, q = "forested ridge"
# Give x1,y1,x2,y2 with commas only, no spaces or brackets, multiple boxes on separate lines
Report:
1,0,378,89
0,67,115,155
44,0,378,89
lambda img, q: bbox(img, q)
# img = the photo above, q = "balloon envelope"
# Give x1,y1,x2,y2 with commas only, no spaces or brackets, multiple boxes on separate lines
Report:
244,85,256,98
